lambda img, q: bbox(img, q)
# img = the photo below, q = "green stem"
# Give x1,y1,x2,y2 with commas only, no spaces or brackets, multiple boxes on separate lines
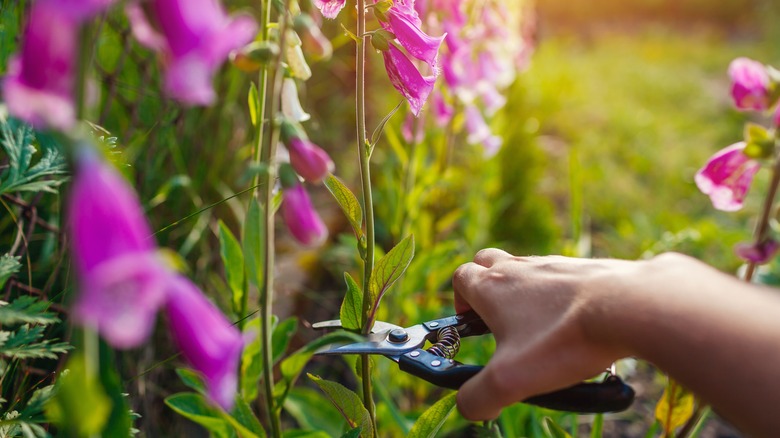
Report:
356,0,377,435
256,1,290,436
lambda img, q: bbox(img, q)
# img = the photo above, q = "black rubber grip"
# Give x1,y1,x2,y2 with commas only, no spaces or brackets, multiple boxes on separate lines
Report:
399,350,634,413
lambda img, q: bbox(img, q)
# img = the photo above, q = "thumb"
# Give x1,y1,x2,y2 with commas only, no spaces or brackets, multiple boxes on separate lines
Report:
456,352,524,421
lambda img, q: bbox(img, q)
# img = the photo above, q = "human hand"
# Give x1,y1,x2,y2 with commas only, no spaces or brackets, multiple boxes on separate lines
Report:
452,249,640,420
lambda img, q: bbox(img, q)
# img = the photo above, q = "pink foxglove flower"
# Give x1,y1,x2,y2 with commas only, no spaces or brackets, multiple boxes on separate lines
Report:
695,142,761,211
314,0,346,19
126,0,257,105
728,57,771,111
382,44,436,116
282,184,328,247
68,152,168,348
383,6,445,72
735,239,780,264
294,14,333,61
165,276,243,411
49,0,118,20
3,2,79,130
286,138,334,183
464,104,502,157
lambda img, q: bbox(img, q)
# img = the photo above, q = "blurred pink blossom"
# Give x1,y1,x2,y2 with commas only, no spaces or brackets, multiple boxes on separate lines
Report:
314,0,346,19
695,142,761,211
126,0,256,105
68,152,167,348
382,6,444,72
165,275,243,411
282,184,329,247
735,239,780,264
728,57,771,111
287,137,334,183
3,2,79,130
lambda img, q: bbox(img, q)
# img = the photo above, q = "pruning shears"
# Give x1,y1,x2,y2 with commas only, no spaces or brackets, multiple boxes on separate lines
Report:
313,310,635,413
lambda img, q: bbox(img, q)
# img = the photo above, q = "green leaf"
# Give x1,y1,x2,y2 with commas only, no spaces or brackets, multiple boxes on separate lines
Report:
231,398,266,437
340,23,360,43
655,378,695,436
0,254,21,289
367,235,415,327
273,332,364,407
308,374,373,438
218,221,246,317
164,393,231,438
46,355,112,437
341,428,362,438
272,317,298,364
284,388,347,438
249,82,260,127
543,417,573,438
406,392,457,438
339,273,363,331
0,325,70,360
0,295,59,325
243,199,265,287
324,175,363,240
148,175,191,207
0,118,67,196
370,101,403,151
176,368,207,394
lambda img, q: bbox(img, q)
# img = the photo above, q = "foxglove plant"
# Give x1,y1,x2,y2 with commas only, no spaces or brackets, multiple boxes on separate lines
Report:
280,121,334,183
695,142,761,212
125,0,257,105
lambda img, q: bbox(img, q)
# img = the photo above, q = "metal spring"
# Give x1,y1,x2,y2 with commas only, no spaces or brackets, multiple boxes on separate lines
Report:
426,326,461,359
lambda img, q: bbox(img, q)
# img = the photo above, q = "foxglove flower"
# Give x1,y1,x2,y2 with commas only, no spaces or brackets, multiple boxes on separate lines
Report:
382,44,436,116
464,104,502,157
314,0,346,19
49,0,118,20
383,6,445,72
285,31,312,80
3,2,78,130
126,0,257,105
165,275,243,411
695,142,761,211
282,78,311,122
69,152,168,348
728,57,771,111
294,14,333,61
280,121,334,183
735,239,780,264
282,184,329,247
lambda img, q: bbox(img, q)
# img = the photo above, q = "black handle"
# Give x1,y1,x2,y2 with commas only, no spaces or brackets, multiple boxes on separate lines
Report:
399,350,634,413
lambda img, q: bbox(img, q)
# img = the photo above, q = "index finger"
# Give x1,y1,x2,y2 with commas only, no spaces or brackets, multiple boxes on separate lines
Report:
452,262,486,314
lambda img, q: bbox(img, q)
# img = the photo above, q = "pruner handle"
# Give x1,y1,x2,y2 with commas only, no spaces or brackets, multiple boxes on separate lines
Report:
398,349,634,413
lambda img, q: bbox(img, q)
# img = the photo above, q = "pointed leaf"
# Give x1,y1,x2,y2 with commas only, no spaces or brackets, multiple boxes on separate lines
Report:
243,199,264,287
0,295,59,325
339,272,363,331
367,235,415,326
406,392,457,438
308,374,373,438
324,175,363,240
340,23,360,43
284,387,347,437
219,221,246,317
176,368,207,394
272,317,298,364
655,379,695,435
370,101,403,149
341,428,362,438
543,417,573,438
164,393,231,438
232,398,266,437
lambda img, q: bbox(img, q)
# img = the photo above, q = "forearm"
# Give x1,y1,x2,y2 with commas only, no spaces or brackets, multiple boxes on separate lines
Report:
587,254,780,436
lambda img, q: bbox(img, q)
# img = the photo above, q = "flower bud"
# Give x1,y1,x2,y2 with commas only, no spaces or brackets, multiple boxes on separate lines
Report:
230,41,280,72
282,184,329,247
287,137,334,183
285,31,312,80
281,78,311,122
735,239,780,264
294,14,333,61
728,57,771,111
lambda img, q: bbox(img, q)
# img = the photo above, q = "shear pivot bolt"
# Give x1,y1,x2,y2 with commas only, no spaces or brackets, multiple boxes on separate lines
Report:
410,351,420,357
431,360,442,367
429,322,439,328
388,328,409,343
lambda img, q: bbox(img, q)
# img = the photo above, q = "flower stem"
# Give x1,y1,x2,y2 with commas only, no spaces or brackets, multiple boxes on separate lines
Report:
356,0,377,434
256,1,291,436
743,156,780,282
